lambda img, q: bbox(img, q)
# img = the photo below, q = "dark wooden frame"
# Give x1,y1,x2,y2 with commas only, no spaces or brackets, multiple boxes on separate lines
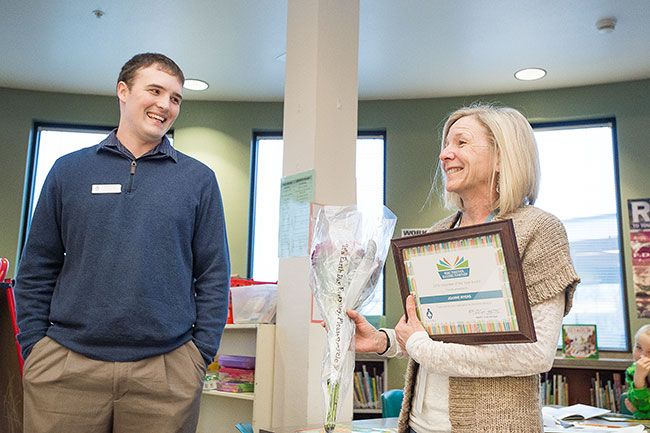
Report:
391,219,536,344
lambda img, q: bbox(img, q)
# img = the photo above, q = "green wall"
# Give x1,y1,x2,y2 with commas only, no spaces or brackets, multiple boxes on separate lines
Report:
1,78,649,396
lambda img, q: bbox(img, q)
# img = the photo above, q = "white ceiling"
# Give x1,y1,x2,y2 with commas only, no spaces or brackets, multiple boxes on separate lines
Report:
1,0,649,101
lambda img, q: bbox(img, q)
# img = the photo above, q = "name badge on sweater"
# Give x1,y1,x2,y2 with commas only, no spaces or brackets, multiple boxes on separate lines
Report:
92,184,122,194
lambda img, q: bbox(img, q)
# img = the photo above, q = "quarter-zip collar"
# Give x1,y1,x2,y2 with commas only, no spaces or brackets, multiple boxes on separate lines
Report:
97,129,178,162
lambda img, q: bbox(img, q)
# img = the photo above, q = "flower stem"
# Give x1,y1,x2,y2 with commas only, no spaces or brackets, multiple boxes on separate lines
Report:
324,380,339,433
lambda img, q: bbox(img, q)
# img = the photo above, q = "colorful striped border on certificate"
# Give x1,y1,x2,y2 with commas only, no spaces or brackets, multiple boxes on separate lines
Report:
403,233,519,335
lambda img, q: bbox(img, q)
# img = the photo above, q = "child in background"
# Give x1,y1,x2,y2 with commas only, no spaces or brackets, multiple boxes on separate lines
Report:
626,324,650,418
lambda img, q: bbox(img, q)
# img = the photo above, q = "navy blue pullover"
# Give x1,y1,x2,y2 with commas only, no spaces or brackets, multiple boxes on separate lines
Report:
15,131,230,366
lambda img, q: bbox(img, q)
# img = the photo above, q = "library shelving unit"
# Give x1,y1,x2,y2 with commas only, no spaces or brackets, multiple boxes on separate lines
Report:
353,352,387,420
197,324,275,433
543,353,631,410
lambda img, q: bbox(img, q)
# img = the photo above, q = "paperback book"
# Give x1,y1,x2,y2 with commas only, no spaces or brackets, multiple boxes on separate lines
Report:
562,324,598,359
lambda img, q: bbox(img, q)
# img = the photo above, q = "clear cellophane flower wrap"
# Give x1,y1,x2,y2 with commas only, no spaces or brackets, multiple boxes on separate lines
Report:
309,205,397,432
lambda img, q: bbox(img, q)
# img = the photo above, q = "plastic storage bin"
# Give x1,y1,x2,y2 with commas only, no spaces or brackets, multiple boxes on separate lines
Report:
231,284,277,324
218,355,256,369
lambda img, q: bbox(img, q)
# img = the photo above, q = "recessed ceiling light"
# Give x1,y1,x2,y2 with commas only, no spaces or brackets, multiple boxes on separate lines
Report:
514,68,547,81
183,79,209,91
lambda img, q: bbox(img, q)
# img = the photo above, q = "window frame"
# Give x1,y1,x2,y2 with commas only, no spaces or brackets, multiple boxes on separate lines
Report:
247,130,283,283
531,117,630,352
248,130,388,315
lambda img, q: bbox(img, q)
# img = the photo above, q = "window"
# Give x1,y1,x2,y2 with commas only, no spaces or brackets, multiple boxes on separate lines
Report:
354,135,387,315
249,132,386,316
249,134,284,283
533,120,628,351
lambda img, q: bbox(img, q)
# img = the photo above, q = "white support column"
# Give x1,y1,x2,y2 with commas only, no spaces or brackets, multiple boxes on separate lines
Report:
272,0,360,428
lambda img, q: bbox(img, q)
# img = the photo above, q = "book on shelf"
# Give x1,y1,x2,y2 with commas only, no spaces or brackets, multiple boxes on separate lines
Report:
613,373,623,408
203,354,256,393
541,373,569,406
562,324,598,359
541,372,628,413
590,372,627,413
353,364,383,409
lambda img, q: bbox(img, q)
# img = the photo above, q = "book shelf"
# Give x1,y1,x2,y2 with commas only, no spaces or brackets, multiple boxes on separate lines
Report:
543,354,631,411
353,353,387,419
197,324,275,433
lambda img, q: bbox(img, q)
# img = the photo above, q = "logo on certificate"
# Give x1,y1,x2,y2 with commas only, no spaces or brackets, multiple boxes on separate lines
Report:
436,256,470,279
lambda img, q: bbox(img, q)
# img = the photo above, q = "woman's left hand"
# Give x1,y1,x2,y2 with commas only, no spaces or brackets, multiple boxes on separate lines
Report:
395,295,426,351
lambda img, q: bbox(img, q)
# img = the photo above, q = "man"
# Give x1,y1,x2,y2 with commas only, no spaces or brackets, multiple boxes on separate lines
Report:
15,53,230,433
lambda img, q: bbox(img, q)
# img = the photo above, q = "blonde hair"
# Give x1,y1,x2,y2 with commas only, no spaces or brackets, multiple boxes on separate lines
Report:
437,103,540,217
635,324,650,344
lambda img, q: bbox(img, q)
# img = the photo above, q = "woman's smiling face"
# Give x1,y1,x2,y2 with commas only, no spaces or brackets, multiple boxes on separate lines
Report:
440,115,498,202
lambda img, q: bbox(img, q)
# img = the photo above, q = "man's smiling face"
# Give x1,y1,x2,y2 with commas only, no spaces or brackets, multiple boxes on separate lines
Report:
117,64,183,148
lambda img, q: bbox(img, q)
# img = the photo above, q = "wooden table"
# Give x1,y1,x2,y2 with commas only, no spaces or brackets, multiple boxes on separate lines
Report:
260,417,398,433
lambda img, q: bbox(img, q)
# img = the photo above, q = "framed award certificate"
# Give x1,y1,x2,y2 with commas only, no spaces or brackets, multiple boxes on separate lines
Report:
391,219,536,344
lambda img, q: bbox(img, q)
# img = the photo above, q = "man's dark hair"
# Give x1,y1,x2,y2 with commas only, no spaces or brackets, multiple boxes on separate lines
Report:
117,53,185,88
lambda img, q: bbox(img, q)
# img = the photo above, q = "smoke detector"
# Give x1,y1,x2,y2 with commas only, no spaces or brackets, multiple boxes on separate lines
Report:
596,17,617,34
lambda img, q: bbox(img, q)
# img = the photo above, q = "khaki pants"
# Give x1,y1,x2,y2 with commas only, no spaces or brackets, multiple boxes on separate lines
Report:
23,336,206,433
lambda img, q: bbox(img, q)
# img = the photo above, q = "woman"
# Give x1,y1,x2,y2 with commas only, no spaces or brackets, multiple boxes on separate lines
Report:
349,104,580,433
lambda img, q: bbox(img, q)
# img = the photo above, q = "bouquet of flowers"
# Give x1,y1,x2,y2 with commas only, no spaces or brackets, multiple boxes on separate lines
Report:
309,205,396,432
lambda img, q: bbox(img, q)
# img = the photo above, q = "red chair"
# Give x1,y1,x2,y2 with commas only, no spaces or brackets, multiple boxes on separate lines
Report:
1,257,24,375
0,257,8,280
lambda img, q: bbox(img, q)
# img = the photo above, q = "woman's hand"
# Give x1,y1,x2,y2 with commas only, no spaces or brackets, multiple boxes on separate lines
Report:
635,356,650,389
346,309,386,353
395,295,425,352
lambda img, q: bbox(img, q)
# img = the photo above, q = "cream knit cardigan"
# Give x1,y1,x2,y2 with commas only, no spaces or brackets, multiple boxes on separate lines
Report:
396,206,580,433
